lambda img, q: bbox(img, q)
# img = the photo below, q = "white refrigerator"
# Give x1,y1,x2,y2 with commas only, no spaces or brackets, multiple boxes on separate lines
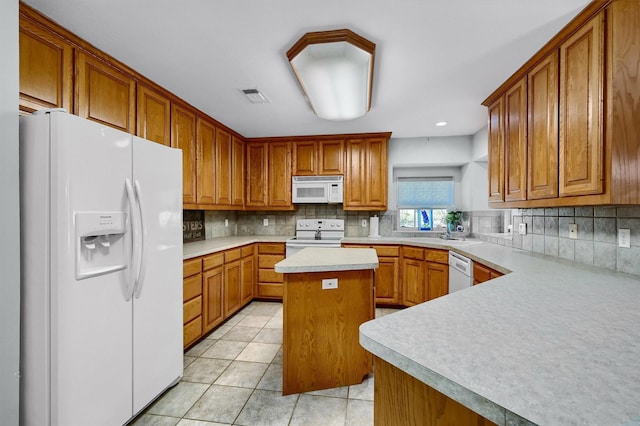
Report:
19,110,183,426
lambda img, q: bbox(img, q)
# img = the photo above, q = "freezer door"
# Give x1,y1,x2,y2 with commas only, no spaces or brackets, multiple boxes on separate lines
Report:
131,136,183,415
48,112,133,426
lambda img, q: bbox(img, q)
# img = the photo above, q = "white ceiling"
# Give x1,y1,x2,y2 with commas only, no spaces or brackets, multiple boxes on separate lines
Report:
24,0,590,139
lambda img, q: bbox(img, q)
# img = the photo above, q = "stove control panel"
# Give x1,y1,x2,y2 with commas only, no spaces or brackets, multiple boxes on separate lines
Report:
296,219,344,231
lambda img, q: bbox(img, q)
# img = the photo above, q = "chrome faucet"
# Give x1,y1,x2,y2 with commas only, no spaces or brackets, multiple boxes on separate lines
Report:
315,229,321,240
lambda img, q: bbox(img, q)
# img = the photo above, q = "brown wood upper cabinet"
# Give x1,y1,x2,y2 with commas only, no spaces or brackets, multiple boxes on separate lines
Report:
215,127,233,206
483,1,640,207
196,116,216,206
292,139,345,176
245,141,293,210
268,141,292,207
344,135,389,210
232,136,245,207
137,84,171,146
171,103,197,205
19,13,73,113
75,50,136,133
246,142,269,208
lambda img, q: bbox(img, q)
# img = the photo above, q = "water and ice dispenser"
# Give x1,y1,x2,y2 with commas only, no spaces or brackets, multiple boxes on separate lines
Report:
75,211,127,280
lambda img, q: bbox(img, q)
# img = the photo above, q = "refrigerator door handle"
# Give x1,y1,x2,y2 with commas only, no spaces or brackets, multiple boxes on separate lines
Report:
125,178,140,301
133,180,147,298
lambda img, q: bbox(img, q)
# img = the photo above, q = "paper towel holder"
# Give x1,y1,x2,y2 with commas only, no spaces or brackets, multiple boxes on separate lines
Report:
369,215,381,238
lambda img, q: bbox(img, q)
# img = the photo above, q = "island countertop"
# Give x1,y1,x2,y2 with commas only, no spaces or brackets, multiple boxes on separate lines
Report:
274,247,379,273
359,243,640,425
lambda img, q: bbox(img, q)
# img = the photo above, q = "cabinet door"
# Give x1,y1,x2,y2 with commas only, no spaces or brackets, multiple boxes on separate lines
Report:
136,85,171,146
172,103,197,205
19,16,73,113
75,51,136,133
224,260,242,318
240,252,255,305
292,140,317,175
268,141,292,207
344,139,367,208
559,12,604,197
365,137,388,208
426,262,448,301
504,78,528,202
487,97,505,202
528,52,559,200
196,117,216,205
216,127,233,205
402,258,424,306
246,142,268,207
319,139,344,175
232,136,245,207
203,266,224,333
375,256,400,305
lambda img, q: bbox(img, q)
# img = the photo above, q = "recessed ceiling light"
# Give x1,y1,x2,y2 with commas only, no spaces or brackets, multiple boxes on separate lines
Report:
435,121,448,127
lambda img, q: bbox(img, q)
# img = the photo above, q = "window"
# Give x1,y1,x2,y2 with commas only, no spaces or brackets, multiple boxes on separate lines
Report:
396,177,454,231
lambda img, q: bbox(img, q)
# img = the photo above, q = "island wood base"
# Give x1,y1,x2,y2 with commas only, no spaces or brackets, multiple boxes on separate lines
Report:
282,269,374,395
374,357,497,425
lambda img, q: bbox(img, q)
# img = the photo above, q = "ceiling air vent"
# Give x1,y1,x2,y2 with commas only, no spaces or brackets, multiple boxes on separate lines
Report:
241,88,270,104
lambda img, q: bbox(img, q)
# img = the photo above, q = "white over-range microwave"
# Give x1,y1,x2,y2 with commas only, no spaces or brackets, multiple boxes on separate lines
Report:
292,176,343,204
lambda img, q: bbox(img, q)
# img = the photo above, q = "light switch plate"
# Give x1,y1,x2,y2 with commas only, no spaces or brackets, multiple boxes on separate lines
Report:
518,223,527,235
322,278,338,290
619,228,631,248
263,218,269,227
569,223,577,239
361,219,367,227
224,218,229,227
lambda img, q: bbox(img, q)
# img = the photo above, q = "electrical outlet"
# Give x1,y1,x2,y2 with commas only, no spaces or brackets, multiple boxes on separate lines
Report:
224,218,229,227
361,219,368,228
569,223,577,239
263,218,269,227
618,228,631,248
518,223,527,235
322,278,338,290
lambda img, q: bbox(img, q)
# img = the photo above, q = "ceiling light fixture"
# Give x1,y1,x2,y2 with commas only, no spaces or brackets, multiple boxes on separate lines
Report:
286,29,375,121
435,121,448,127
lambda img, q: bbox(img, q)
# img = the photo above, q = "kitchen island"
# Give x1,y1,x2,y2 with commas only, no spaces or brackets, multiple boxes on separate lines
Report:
359,242,640,425
275,247,378,395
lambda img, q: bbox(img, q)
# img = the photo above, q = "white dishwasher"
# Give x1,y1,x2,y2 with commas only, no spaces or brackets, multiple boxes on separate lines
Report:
448,251,473,293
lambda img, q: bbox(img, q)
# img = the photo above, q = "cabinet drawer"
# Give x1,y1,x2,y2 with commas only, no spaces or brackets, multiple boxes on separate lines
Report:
183,274,202,302
258,243,285,255
183,295,202,323
473,263,492,283
258,269,284,283
402,246,424,260
183,316,202,348
258,254,284,269
425,249,448,264
257,282,283,298
342,244,367,248
183,258,202,278
203,252,224,271
225,248,241,263
241,244,255,257
373,245,400,257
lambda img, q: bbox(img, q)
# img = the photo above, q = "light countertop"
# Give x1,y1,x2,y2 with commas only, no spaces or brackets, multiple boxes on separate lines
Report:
274,247,379,273
183,236,291,259
360,242,640,425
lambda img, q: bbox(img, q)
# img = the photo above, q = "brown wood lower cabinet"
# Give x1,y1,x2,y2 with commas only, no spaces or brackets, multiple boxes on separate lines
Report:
473,262,504,285
183,245,257,349
373,357,496,426
402,247,449,306
257,243,285,299
182,258,203,349
343,244,401,305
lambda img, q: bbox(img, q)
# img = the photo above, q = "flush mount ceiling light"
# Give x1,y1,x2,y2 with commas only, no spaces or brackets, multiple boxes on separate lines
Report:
286,29,375,121
435,121,448,127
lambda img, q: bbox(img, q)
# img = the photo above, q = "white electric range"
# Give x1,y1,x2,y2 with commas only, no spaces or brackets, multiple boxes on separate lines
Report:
285,219,345,257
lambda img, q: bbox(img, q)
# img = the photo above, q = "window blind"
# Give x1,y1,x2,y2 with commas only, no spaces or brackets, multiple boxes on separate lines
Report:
397,177,454,208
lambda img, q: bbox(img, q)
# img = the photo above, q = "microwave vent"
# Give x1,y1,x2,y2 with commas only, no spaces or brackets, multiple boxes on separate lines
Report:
293,176,343,182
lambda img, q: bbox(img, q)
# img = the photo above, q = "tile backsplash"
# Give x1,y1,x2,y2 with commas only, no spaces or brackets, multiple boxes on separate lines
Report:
198,204,640,276
479,206,640,276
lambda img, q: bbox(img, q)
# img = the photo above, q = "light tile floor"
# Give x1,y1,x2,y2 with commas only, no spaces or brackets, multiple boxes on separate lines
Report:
132,301,399,426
